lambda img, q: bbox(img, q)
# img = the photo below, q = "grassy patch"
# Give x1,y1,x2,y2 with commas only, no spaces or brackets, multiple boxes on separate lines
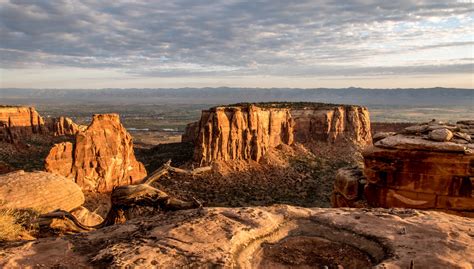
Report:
0,206,40,241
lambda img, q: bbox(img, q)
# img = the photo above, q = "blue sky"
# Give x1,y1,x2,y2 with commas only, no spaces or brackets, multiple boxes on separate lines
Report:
0,0,473,88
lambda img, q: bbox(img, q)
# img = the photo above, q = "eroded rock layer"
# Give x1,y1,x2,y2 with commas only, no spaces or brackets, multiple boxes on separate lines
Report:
45,114,147,193
45,116,85,136
0,106,45,143
0,206,472,268
191,103,372,164
363,121,474,212
0,171,84,213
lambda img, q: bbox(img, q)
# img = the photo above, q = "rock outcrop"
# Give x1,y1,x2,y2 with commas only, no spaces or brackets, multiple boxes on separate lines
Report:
0,106,45,143
363,120,473,212
45,114,147,193
1,206,472,268
0,171,84,213
331,166,367,207
46,116,85,136
181,121,199,143
190,103,372,165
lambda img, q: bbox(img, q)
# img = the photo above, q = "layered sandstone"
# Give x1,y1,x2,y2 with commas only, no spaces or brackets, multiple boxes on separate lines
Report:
1,206,472,268
0,171,84,213
45,114,147,193
46,116,85,136
363,121,473,212
0,106,45,142
190,103,372,165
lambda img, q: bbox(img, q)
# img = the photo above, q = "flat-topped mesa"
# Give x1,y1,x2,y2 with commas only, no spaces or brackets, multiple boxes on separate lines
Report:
362,120,473,212
0,106,45,142
45,114,147,193
189,102,372,165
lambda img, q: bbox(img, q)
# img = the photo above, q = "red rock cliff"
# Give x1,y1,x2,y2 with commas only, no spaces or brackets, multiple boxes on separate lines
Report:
45,116,85,136
45,114,147,193
363,121,473,212
191,103,372,165
0,106,45,142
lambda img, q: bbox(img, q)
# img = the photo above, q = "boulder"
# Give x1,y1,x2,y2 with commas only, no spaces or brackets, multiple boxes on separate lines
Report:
428,128,453,142
0,171,84,213
45,114,147,193
331,166,367,208
375,134,468,153
372,132,396,142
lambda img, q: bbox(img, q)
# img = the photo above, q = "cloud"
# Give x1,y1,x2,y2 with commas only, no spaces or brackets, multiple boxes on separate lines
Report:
0,0,473,80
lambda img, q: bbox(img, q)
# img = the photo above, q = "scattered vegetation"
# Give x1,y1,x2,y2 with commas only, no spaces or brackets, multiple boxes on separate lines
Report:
0,206,39,241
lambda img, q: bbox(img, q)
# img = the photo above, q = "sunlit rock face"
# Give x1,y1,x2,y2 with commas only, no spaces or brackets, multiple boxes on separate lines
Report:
363,120,474,212
45,114,147,193
0,170,84,213
188,103,372,165
0,106,45,143
45,116,85,136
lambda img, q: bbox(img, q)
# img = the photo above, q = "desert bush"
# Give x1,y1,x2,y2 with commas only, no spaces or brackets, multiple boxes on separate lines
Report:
0,206,40,241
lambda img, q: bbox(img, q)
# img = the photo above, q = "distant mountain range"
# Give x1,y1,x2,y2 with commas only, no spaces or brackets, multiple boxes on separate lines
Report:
1,87,473,107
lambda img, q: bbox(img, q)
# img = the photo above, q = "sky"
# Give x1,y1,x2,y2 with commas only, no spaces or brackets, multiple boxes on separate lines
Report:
0,0,473,89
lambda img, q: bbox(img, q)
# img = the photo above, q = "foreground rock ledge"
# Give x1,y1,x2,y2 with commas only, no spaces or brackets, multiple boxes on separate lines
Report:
1,206,472,268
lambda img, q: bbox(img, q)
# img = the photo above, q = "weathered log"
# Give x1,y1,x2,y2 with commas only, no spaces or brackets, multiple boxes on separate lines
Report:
143,160,211,185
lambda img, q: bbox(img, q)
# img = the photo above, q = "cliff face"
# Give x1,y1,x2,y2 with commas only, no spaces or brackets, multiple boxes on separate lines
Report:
45,114,147,193
190,103,372,165
0,106,45,142
362,121,473,212
45,116,85,136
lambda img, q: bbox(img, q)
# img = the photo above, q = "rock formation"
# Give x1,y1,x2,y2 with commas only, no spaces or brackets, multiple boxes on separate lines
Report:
0,170,84,213
1,206,472,268
363,120,473,212
188,103,372,165
45,116,85,136
0,106,45,143
45,114,147,193
181,121,199,143
331,166,367,207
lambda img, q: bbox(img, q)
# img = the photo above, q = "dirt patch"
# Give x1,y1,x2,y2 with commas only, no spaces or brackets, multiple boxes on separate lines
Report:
259,236,373,268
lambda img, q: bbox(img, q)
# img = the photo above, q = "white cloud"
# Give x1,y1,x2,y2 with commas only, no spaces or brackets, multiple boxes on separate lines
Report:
0,0,473,88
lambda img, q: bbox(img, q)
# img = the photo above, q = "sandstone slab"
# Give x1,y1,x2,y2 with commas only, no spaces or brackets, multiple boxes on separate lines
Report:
0,171,84,213
0,206,472,268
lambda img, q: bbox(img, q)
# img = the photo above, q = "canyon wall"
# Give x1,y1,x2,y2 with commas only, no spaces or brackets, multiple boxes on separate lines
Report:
189,103,372,165
45,114,147,193
0,106,45,142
